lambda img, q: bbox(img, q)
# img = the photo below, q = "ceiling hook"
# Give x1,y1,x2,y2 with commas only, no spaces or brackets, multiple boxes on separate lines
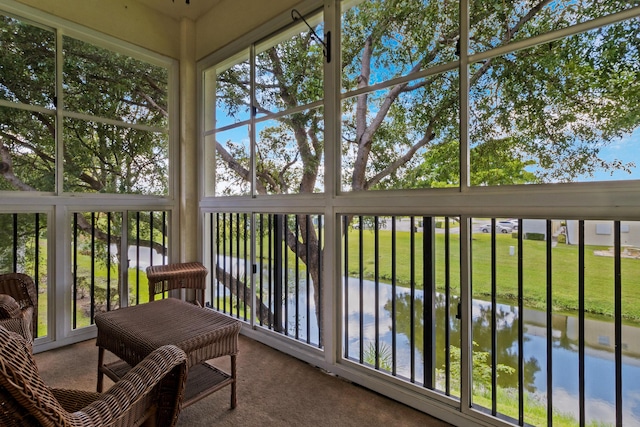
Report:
291,9,331,63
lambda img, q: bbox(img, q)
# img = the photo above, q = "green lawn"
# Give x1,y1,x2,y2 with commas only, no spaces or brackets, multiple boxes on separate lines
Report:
36,259,152,334
345,229,640,322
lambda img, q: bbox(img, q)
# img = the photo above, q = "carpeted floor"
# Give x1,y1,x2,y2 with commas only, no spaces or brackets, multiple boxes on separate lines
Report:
35,335,452,427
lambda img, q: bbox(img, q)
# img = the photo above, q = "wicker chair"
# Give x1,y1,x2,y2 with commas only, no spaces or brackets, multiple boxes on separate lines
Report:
0,326,188,427
0,273,38,343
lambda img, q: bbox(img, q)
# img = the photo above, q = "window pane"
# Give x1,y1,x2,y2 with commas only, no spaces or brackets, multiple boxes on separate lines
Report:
0,16,55,108
63,118,168,194
341,71,459,192
255,15,324,115
470,20,640,185
214,126,251,196
470,0,637,55
213,51,251,129
63,36,168,128
0,106,55,192
341,0,459,93
256,107,325,195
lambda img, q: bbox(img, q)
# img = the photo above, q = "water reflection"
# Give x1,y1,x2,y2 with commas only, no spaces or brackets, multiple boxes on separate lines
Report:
343,277,640,426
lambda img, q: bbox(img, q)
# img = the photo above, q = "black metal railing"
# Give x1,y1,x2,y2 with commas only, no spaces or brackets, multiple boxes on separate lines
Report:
342,215,637,427
209,212,324,348
342,215,460,392
71,210,169,329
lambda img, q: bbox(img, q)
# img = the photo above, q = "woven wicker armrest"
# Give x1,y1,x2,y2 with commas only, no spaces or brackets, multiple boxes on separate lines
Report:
0,324,188,427
50,388,103,413
77,344,188,426
0,295,21,319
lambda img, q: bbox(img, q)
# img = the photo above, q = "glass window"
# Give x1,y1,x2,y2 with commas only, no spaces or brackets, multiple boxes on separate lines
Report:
63,36,168,128
0,16,55,108
210,12,325,196
341,71,460,191
0,14,171,196
340,0,460,192
470,19,640,185
470,0,637,55
0,107,55,192
63,118,168,194
0,16,56,192
341,0,459,92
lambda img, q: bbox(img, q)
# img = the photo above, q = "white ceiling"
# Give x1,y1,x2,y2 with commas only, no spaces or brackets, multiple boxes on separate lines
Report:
133,0,222,21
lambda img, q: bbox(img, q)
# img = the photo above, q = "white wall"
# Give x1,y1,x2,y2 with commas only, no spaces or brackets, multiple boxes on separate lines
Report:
11,0,181,58
566,220,640,247
195,0,300,60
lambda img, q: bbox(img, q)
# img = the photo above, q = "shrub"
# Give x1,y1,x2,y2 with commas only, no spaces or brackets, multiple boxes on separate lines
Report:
525,232,545,241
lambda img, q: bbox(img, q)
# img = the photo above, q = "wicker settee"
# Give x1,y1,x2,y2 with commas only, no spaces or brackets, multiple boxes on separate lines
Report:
0,326,188,427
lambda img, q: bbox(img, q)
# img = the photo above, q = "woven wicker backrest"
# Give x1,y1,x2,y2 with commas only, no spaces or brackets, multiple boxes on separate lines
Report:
0,327,68,426
0,273,38,339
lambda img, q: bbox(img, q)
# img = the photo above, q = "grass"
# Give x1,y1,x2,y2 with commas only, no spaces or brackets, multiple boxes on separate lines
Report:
36,258,152,335
345,229,640,322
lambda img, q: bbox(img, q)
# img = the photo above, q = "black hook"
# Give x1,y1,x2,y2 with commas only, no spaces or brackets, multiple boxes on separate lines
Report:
291,9,331,63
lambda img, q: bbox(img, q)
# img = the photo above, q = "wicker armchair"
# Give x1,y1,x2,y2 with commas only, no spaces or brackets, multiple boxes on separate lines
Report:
0,273,38,343
0,326,188,427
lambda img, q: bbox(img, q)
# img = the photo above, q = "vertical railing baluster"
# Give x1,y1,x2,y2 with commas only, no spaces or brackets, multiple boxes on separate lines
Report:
214,213,219,309
546,219,553,426
72,213,78,329
306,215,311,344
410,216,416,383
359,215,364,363
211,212,224,310
223,213,228,313
518,218,524,425
424,216,435,389
317,214,323,348
34,213,40,291
107,212,112,311
491,217,497,415
162,211,167,265
259,214,264,326
445,216,451,395
244,213,249,321
135,212,140,305
614,221,622,427
91,213,96,319
268,214,273,328
294,215,300,339
149,212,154,269
228,214,233,312
578,220,585,427
34,213,40,338
344,215,350,360
274,214,284,333
12,214,18,272
391,216,397,375
284,215,289,336
237,213,242,317
374,216,380,369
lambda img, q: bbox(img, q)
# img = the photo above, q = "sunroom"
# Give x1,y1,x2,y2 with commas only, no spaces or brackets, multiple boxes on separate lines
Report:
1,0,640,426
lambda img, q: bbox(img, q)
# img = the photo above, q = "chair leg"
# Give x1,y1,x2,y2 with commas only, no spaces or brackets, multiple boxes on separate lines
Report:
230,354,237,409
97,347,105,392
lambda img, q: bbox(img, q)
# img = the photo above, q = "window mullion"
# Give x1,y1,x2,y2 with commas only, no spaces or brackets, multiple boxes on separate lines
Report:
250,43,257,198
55,29,64,196
459,0,473,417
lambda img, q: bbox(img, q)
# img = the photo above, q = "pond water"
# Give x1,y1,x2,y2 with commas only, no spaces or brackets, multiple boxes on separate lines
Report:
341,277,640,426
